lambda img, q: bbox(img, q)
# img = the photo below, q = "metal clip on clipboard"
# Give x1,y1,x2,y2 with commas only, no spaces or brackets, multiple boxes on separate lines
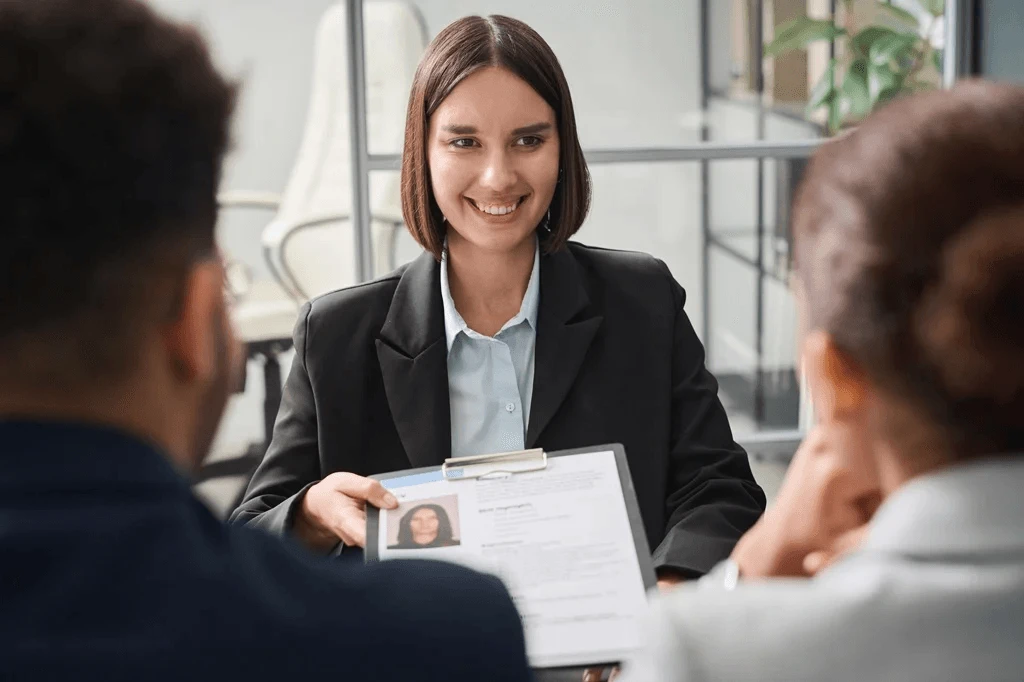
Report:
441,448,548,481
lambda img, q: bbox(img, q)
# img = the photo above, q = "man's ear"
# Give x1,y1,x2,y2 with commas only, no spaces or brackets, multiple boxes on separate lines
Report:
802,330,868,424
163,259,225,385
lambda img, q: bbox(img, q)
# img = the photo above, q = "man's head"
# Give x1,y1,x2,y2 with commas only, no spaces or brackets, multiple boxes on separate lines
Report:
0,0,241,469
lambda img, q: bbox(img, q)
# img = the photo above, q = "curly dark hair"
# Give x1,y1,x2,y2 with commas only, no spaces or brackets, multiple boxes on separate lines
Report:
793,79,1024,458
0,0,237,386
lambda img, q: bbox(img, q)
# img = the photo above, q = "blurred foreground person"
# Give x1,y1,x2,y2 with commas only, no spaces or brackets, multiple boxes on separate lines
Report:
620,80,1024,682
0,1,530,680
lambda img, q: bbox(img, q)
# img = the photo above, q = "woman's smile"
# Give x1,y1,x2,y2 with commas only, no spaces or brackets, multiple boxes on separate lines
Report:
466,195,529,220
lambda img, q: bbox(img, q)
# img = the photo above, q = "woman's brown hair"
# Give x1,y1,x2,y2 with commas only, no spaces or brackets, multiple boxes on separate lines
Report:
793,79,1024,458
400,15,591,260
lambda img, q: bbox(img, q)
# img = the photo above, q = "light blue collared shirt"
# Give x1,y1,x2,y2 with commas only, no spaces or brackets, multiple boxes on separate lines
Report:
440,244,540,460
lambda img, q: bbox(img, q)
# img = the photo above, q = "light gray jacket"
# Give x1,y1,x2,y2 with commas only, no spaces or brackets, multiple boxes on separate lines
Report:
620,457,1024,682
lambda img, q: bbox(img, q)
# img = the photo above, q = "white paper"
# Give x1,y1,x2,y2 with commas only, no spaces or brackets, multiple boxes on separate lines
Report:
377,451,651,668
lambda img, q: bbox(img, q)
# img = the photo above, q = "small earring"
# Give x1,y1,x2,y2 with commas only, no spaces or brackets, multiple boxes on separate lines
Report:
541,208,552,233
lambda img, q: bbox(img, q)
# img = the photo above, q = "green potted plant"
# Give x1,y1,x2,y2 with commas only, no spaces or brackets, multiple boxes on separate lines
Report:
764,0,945,133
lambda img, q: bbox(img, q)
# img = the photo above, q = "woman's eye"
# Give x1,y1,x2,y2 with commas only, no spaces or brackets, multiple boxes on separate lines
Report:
449,138,477,149
516,135,543,147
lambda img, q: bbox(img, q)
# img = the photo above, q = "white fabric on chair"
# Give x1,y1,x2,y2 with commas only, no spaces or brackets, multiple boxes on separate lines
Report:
267,1,426,301
231,280,300,344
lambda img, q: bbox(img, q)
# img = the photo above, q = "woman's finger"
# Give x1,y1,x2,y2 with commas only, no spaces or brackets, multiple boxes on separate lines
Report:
802,550,830,575
330,473,399,509
360,479,399,509
335,508,368,548
803,524,870,575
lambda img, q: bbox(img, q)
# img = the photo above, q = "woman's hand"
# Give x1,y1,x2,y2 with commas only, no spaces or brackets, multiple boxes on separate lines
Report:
730,423,882,579
293,472,399,551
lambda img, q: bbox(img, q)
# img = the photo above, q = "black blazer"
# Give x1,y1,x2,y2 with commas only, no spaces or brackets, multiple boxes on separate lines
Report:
232,242,766,575
0,421,530,681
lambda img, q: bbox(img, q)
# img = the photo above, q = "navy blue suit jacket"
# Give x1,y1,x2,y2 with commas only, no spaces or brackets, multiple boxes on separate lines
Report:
0,421,531,681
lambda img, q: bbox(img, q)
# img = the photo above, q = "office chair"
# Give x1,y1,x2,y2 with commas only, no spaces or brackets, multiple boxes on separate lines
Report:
195,1,428,508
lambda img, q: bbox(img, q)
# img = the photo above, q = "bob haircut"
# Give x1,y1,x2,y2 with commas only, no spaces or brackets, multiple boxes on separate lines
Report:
400,14,591,260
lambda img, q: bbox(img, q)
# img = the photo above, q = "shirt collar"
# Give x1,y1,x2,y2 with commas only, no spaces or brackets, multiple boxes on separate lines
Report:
862,456,1024,558
439,239,541,353
0,419,191,495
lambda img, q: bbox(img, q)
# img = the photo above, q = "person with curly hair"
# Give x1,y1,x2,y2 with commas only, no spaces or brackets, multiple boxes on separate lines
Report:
620,80,1024,682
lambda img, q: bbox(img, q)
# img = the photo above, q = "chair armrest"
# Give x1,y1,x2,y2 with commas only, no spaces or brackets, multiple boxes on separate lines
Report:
217,190,282,212
372,212,405,227
266,212,352,302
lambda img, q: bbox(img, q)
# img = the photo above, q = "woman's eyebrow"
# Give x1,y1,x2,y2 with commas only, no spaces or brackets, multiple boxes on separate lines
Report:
442,124,476,135
511,122,553,136
440,122,553,136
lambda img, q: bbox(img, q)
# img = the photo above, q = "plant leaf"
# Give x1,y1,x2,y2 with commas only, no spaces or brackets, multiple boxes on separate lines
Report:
828,92,845,133
921,0,945,17
907,78,938,92
807,59,838,114
877,85,903,105
878,3,921,31
764,16,845,57
851,26,900,58
868,62,902,103
933,48,944,73
842,58,872,118
869,32,918,67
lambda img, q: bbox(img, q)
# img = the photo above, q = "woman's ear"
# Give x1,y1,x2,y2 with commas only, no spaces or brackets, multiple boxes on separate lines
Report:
801,330,868,425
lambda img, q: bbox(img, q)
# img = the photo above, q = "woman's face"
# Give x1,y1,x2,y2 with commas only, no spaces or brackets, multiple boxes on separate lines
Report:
409,508,440,545
427,66,560,256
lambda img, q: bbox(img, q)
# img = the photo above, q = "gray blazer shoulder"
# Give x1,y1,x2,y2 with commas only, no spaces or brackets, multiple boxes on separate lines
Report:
620,458,1024,682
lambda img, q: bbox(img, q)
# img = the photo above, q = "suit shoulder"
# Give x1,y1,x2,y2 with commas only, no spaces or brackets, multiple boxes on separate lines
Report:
566,241,673,285
566,242,680,311
626,577,883,681
222,529,529,677
305,268,404,322
169,524,529,678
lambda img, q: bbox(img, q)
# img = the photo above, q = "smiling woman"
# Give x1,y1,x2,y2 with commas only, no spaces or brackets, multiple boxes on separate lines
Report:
231,15,765,598
400,15,588,267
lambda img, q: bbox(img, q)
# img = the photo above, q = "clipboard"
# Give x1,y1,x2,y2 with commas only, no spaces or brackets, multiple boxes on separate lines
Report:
364,443,657,671
365,443,656,587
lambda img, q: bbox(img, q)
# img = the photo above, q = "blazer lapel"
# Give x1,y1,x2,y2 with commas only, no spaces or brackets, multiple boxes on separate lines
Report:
526,247,603,447
376,251,451,469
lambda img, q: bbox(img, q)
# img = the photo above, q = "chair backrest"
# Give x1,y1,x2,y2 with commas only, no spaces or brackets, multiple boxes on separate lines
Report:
265,1,426,301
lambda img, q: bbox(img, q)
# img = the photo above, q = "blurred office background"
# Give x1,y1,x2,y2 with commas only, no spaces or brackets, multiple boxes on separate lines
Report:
146,0,1004,516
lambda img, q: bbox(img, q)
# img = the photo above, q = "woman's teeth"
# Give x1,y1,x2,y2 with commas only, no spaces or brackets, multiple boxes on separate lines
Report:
473,198,522,215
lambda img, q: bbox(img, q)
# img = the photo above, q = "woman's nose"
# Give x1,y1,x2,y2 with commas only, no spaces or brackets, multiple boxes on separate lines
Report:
480,150,517,191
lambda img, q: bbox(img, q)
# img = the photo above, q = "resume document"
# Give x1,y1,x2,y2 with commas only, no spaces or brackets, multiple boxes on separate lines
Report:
369,449,654,669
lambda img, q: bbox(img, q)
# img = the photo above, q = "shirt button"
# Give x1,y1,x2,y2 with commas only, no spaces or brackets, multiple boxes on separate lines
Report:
505,403,516,413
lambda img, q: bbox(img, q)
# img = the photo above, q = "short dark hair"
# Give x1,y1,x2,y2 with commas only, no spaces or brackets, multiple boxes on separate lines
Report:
400,15,591,261
793,79,1024,458
0,0,236,386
